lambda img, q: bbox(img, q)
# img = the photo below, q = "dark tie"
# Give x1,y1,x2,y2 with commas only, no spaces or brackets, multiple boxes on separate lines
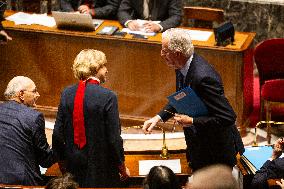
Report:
176,70,185,91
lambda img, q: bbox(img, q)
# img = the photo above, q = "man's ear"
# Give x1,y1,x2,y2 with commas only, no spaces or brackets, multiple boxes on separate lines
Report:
19,91,24,102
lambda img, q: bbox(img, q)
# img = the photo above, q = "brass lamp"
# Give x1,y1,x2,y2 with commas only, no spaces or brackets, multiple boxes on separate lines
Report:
160,128,169,159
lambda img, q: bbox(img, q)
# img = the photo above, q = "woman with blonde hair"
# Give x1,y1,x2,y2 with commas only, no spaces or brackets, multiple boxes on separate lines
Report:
53,49,129,188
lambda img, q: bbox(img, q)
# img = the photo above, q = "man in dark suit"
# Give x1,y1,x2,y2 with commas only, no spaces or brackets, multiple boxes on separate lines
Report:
60,0,121,19
52,49,129,188
143,28,244,171
0,0,12,43
251,137,284,189
0,76,55,185
117,0,182,33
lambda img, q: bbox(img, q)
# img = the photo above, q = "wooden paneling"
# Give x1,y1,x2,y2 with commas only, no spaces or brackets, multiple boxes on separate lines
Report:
0,12,255,134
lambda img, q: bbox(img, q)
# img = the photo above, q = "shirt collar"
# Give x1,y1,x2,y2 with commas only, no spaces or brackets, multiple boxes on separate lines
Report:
179,54,193,77
87,76,100,84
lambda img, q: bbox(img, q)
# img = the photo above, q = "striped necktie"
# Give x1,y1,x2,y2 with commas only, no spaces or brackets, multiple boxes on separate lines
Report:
176,70,185,91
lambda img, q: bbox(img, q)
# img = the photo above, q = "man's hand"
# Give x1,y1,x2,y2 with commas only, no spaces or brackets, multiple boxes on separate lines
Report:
127,20,140,31
78,5,90,14
271,137,284,160
143,21,161,33
173,114,193,126
276,179,284,189
0,30,12,44
142,115,161,134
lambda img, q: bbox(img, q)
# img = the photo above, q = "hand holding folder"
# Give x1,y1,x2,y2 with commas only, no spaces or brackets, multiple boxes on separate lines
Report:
167,87,208,117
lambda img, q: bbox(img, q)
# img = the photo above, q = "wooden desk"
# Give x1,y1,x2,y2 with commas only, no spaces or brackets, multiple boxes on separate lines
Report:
45,150,190,187
0,11,255,134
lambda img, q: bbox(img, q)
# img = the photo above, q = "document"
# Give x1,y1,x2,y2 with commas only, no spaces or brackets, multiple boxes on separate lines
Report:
139,159,181,175
185,29,213,41
5,12,56,27
167,87,208,117
121,19,159,36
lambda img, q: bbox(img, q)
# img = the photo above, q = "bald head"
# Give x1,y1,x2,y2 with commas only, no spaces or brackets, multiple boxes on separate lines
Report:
4,76,34,100
4,76,39,107
191,164,239,189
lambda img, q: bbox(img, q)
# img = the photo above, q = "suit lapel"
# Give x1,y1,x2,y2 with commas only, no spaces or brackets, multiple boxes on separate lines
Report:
138,0,144,16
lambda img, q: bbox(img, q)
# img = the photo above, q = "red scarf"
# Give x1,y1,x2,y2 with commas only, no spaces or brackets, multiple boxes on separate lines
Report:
73,78,99,149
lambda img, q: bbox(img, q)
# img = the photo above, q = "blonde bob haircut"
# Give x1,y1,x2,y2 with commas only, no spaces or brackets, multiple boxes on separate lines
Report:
72,49,107,80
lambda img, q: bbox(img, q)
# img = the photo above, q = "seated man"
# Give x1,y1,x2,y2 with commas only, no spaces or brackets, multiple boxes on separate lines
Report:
0,76,55,185
0,0,12,43
60,0,121,19
117,0,182,33
251,137,284,189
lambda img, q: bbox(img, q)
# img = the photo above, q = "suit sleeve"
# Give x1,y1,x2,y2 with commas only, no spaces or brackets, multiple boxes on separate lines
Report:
60,0,75,11
251,160,280,189
33,114,55,168
52,91,67,161
93,0,120,19
0,1,5,31
105,92,125,166
192,76,236,128
159,0,182,31
117,0,134,25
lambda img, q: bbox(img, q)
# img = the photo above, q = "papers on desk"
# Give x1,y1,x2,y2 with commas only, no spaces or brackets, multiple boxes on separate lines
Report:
185,29,213,41
122,28,156,36
5,12,56,27
139,159,181,175
40,166,47,174
122,19,159,36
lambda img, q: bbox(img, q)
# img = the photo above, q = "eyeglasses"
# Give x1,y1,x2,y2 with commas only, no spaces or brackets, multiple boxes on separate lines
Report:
23,88,38,94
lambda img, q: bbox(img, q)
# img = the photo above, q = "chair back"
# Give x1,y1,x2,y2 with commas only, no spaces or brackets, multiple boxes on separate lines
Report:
183,6,224,28
254,38,284,86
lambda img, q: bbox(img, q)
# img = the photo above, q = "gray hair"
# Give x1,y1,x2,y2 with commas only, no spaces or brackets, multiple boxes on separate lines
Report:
4,76,34,100
162,28,194,58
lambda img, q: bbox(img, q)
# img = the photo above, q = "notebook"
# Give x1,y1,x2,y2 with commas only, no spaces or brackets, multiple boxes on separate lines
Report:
52,11,103,31
241,146,273,174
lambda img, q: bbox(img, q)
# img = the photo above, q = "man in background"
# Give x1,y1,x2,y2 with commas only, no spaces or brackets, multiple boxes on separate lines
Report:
0,76,55,185
251,137,284,189
0,0,12,43
60,0,121,20
117,0,182,33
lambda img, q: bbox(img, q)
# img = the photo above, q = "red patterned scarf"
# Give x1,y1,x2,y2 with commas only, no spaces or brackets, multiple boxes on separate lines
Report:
73,78,99,149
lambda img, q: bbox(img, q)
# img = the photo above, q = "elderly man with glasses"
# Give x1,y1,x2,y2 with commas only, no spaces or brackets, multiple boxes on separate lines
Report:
0,76,55,185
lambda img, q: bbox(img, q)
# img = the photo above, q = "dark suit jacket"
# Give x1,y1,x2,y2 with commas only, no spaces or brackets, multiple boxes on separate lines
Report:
60,0,121,19
159,53,244,171
0,0,5,30
251,157,284,189
0,101,54,185
52,83,125,188
117,0,182,31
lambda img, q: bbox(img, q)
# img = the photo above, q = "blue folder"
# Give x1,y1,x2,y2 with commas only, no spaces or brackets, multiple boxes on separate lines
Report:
243,146,273,171
167,87,208,117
